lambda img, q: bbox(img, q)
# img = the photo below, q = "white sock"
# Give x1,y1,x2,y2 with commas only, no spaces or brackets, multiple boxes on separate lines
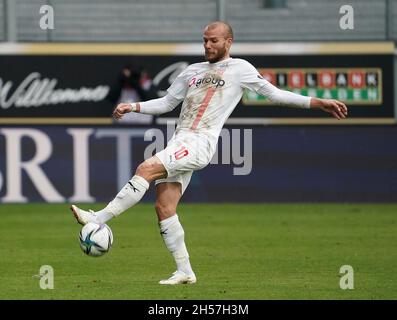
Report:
159,214,194,276
96,175,149,223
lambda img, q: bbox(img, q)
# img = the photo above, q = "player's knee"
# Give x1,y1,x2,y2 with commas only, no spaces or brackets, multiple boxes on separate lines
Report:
136,161,154,177
155,201,175,219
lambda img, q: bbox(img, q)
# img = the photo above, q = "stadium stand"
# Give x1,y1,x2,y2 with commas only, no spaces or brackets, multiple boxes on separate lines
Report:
16,0,217,42
0,0,392,42
227,0,386,41
0,0,4,41
390,0,397,40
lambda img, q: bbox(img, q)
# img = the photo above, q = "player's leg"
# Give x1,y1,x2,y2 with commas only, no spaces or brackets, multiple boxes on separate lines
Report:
71,155,167,225
155,176,196,285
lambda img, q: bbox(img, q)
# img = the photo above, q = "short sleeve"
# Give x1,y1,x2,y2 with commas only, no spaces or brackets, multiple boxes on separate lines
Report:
166,66,191,100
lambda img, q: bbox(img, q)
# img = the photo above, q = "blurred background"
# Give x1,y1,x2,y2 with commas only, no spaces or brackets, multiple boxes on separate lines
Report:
1,0,396,42
0,0,396,203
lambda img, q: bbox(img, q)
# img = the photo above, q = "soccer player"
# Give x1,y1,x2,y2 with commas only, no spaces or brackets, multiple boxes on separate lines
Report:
71,21,348,285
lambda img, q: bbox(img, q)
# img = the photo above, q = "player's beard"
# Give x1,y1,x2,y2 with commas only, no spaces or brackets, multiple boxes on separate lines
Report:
205,45,227,63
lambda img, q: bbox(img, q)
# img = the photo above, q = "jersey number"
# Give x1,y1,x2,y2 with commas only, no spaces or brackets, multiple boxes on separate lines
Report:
174,146,189,160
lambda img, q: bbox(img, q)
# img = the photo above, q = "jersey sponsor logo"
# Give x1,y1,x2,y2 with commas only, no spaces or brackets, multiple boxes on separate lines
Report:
188,76,225,89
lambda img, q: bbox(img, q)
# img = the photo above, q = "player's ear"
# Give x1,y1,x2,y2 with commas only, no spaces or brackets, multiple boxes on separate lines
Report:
226,37,233,49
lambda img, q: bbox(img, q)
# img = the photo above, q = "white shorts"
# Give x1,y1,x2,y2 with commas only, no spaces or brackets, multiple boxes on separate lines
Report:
155,171,193,195
155,132,213,194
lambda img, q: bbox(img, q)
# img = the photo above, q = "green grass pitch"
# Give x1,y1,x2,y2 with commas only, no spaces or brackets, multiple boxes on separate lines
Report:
0,203,396,300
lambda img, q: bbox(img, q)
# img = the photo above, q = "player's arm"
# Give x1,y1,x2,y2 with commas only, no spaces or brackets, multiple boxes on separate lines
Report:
113,94,182,120
261,84,348,120
241,60,348,120
113,64,192,120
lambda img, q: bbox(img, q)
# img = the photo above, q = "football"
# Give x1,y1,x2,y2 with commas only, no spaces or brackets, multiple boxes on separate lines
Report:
78,222,113,257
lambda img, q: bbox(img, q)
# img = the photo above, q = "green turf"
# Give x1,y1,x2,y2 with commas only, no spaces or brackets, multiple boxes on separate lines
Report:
0,203,396,300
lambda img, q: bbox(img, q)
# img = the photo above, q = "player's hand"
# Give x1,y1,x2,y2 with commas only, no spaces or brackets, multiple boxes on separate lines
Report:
311,98,348,120
113,103,132,120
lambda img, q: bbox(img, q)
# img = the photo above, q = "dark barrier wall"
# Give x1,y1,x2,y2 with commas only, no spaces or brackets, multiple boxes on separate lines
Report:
0,53,393,120
0,125,396,203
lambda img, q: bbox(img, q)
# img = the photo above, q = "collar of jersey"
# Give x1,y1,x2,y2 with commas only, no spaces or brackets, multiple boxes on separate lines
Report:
208,57,233,65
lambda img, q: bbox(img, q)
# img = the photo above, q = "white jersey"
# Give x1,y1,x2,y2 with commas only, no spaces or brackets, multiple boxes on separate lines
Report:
167,57,311,149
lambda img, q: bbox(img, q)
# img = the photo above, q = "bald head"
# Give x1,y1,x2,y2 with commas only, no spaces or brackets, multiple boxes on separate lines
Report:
204,21,234,40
